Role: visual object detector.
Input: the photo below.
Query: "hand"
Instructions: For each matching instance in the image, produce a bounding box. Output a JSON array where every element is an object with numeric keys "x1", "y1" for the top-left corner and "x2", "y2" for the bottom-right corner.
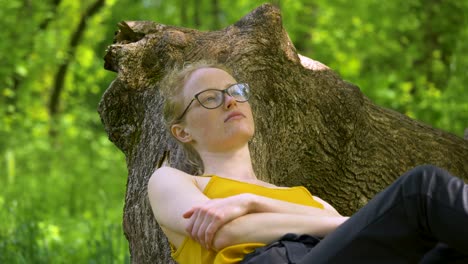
[{"x1": 183, "y1": 193, "x2": 253, "y2": 249}]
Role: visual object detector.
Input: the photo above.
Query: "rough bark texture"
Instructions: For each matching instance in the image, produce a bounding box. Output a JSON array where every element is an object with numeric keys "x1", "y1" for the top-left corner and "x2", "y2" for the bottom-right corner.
[{"x1": 97, "y1": 4, "x2": 468, "y2": 263}]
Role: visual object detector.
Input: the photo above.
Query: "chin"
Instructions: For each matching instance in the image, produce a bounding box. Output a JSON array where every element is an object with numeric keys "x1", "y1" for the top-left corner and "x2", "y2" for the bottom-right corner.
[
  {"x1": 233, "y1": 125, "x2": 254, "y2": 138},
  {"x1": 221, "y1": 128, "x2": 253, "y2": 147}
]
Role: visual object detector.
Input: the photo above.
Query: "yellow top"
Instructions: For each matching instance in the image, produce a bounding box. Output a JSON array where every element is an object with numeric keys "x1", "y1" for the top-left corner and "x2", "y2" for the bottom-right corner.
[{"x1": 171, "y1": 176, "x2": 324, "y2": 264}]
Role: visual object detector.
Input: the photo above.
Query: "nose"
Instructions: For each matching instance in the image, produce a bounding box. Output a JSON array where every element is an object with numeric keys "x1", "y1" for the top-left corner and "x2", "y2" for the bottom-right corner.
[{"x1": 223, "y1": 92, "x2": 237, "y2": 109}]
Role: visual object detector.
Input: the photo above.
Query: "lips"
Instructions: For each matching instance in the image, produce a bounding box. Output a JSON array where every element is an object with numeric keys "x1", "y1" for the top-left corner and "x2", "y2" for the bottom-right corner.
[{"x1": 224, "y1": 111, "x2": 245, "y2": 122}]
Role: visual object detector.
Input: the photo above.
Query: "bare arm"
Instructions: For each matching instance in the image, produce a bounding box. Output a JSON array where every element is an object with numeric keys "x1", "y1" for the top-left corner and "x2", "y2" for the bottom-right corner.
[
  {"x1": 213, "y1": 213, "x2": 349, "y2": 251},
  {"x1": 183, "y1": 192, "x2": 344, "y2": 249},
  {"x1": 148, "y1": 167, "x2": 254, "y2": 248},
  {"x1": 147, "y1": 167, "x2": 212, "y2": 247},
  {"x1": 248, "y1": 193, "x2": 341, "y2": 216},
  {"x1": 149, "y1": 167, "x2": 344, "y2": 250}
]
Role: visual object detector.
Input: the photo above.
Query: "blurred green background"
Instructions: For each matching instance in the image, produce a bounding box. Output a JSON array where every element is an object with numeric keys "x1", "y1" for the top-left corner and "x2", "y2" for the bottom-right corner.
[{"x1": 1, "y1": 0, "x2": 466, "y2": 262}]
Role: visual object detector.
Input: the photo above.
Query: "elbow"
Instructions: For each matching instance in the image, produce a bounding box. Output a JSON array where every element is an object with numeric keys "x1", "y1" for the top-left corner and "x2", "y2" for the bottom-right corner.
[
  {"x1": 212, "y1": 235, "x2": 228, "y2": 252},
  {"x1": 212, "y1": 225, "x2": 237, "y2": 251}
]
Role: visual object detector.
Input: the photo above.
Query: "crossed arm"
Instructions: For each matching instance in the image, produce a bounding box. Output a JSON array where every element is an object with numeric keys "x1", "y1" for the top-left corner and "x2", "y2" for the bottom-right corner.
[
  {"x1": 147, "y1": 167, "x2": 349, "y2": 251},
  {"x1": 212, "y1": 213, "x2": 348, "y2": 250}
]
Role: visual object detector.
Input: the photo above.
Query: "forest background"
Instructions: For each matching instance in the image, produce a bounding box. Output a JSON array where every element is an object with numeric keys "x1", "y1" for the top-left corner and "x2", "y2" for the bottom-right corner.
[{"x1": 1, "y1": 0, "x2": 467, "y2": 262}]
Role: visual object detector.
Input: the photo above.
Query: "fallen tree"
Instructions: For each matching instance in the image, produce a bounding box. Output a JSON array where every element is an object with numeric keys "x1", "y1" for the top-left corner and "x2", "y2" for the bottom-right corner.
[{"x1": 98, "y1": 4, "x2": 468, "y2": 263}]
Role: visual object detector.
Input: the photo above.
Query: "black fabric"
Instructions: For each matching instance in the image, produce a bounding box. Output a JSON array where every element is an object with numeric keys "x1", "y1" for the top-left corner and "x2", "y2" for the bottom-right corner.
[
  {"x1": 420, "y1": 243, "x2": 468, "y2": 264},
  {"x1": 240, "y1": 233, "x2": 321, "y2": 264},
  {"x1": 296, "y1": 165, "x2": 468, "y2": 264},
  {"x1": 239, "y1": 165, "x2": 468, "y2": 263}
]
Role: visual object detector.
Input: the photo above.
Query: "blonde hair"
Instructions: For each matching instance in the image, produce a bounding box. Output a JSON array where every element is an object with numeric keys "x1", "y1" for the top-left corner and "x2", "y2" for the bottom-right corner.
[{"x1": 160, "y1": 60, "x2": 233, "y2": 173}]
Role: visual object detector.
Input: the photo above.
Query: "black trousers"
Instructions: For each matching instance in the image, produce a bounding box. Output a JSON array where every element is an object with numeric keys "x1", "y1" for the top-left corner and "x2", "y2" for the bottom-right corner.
[{"x1": 298, "y1": 165, "x2": 468, "y2": 264}]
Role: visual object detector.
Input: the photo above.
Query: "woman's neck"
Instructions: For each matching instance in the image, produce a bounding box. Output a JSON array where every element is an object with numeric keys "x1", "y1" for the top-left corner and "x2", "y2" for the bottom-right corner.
[{"x1": 198, "y1": 145, "x2": 257, "y2": 181}]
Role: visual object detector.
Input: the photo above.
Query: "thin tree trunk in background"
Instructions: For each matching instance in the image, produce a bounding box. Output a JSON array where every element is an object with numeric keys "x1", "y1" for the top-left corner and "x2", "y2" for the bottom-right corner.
[
  {"x1": 98, "y1": 4, "x2": 468, "y2": 263},
  {"x1": 211, "y1": 0, "x2": 220, "y2": 29},
  {"x1": 272, "y1": 0, "x2": 281, "y2": 9},
  {"x1": 22, "y1": 0, "x2": 32, "y2": 11},
  {"x1": 412, "y1": 0, "x2": 462, "y2": 91},
  {"x1": 193, "y1": 0, "x2": 201, "y2": 27},
  {"x1": 8, "y1": 0, "x2": 63, "y2": 115},
  {"x1": 412, "y1": 0, "x2": 441, "y2": 91},
  {"x1": 48, "y1": 0, "x2": 105, "y2": 136},
  {"x1": 39, "y1": 0, "x2": 62, "y2": 30},
  {"x1": 180, "y1": 0, "x2": 188, "y2": 26},
  {"x1": 293, "y1": 1, "x2": 316, "y2": 54}
]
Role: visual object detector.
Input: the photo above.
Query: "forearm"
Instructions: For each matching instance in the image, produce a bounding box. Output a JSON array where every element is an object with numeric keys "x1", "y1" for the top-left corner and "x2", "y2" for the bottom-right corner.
[
  {"x1": 213, "y1": 212, "x2": 349, "y2": 251},
  {"x1": 248, "y1": 194, "x2": 340, "y2": 217}
]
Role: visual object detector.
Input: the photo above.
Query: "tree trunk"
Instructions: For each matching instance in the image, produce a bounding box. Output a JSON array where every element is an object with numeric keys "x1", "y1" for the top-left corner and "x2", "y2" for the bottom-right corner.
[{"x1": 97, "y1": 4, "x2": 468, "y2": 263}]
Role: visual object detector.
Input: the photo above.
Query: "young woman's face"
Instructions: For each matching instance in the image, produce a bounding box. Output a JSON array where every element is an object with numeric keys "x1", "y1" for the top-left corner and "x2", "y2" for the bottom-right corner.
[{"x1": 176, "y1": 67, "x2": 255, "y2": 152}]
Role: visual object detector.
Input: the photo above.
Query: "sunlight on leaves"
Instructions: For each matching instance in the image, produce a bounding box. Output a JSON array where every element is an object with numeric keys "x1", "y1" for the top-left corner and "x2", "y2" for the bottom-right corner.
[
  {"x1": 5, "y1": 150, "x2": 15, "y2": 185},
  {"x1": 2, "y1": 88, "x2": 15, "y2": 98},
  {"x1": 38, "y1": 221, "x2": 62, "y2": 245},
  {"x1": 77, "y1": 47, "x2": 94, "y2": 68},
  {"x1": 15, "y1": 64, "x2": 28, "y2": 77}
]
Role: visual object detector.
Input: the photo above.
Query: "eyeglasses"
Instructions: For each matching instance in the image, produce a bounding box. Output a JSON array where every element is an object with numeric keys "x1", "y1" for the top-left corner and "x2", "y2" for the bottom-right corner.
[{"x1": 177, "y1": 83, "x2": 250, "y2": 120}]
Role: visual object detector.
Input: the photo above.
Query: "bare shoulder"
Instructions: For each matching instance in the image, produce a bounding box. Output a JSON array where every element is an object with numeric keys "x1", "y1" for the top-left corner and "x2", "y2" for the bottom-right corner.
[
  {"x1": 147, "y1": 166, "x2": 210, "y2": 246},
  {"x1": 147, "y1": 165, "x2": 209, "y2": 213},
  {"x1": 147, "y1": 166, "x2": 200, "y2": 216},
  {"x1": 147, "y1": 167, "x2": 204, "y2": 247},
  {"x1": 148, "y1": 166, "x2": 194, "y2": 190},
  {"x1": 150, "y1": 166, "x2": 190, "y2": 180}
]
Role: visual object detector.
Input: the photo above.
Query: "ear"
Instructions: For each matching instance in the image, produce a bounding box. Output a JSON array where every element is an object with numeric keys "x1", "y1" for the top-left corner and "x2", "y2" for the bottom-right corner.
[{"x1": 171, "y1": 124, "x2": 193, "y2": 143}]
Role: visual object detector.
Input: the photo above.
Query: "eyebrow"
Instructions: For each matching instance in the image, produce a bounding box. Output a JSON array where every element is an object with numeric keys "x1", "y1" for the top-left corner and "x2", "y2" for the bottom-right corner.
[{"x1": 202, "y1": 83, "x2": 237, "y2": 91}]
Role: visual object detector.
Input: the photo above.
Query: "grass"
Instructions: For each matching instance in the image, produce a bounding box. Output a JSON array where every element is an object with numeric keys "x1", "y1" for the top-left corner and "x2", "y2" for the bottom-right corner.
[{"x1": 0, "y1": 126, "x2": 130, "y2": 263}]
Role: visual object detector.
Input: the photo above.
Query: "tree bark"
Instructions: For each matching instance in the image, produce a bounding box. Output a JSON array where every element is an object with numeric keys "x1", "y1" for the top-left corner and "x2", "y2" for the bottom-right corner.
[{"x1": 97, "y1": 4, "x2": 468, "y2": 263}]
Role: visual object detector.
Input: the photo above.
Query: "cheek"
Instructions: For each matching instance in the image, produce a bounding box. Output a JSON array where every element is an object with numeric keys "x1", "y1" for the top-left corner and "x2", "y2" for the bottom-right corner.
[{"x1": 188, "y1": 111, "x2": 220, "y2": 136}]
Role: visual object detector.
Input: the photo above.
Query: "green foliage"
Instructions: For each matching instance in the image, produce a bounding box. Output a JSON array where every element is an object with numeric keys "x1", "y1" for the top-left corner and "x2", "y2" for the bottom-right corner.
[
  {"x1": 0, "y1": 0, "x2": 466, "y2": 262},
  {"x1": 307, "y1": 0, "x2": 468, "y2": 136},
  {"x1": 0, "y1": 0, "x2": 129, "y2": 262}
]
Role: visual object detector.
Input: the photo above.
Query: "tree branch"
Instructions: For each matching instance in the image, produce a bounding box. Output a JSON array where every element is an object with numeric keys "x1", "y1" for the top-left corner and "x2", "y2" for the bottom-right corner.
[
  {"x1": 48, "y1": 0, "x2": 105, "y2": 118},
  {"x1": 8, "y1": 0, "x2": 63, "y2": 115}
]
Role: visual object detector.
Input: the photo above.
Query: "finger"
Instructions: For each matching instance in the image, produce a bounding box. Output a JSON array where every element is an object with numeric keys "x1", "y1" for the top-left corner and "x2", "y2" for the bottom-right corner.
[
  {"x1": 183, "y1": 208, "x2": 195, "y2": 218},
  {"x1": 205, "y1": 221, "x2": 220, "y2": 249},
  {"x1": 196, "y1": 211, "x2": 213, "y2": 248},
  {"x1": 185, "y1": 208, "x2": 200, "y2": 238},
  {"x1": 191, "y1": 209, "x2": 206, "y2": 242},
  {"x1": 204, "y1": 210, "x2": 225, "y2": 249}
]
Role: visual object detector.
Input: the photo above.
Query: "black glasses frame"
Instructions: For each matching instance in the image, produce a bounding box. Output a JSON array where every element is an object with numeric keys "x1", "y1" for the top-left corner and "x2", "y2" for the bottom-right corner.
[{"x1": 176, "y1": 83, "x2": 250, "y2": 121}]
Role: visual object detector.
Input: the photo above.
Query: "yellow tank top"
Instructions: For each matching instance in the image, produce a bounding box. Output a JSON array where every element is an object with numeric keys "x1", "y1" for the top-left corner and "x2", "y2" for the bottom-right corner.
[{"x1": 171, "y1": 176, "x2": 324, "y2": 264}]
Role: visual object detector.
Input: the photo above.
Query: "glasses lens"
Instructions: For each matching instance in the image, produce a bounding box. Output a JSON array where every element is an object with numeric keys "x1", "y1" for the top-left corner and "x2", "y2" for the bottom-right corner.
[
  {"x1": 196, "y1": 84, "x2": 250, "y2": 109},
  {"x1": 197, "y1": 90, "x2": 223, "y2": 108},
  {"x1": 228, "y1": 83, "x2": 249, "y2": 102}
]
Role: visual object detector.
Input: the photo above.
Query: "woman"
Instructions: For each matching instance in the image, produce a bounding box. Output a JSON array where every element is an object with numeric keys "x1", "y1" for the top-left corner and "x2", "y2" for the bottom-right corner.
[{"x1": 148, "y1": 61, "x2": 468, "y2": 264}]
